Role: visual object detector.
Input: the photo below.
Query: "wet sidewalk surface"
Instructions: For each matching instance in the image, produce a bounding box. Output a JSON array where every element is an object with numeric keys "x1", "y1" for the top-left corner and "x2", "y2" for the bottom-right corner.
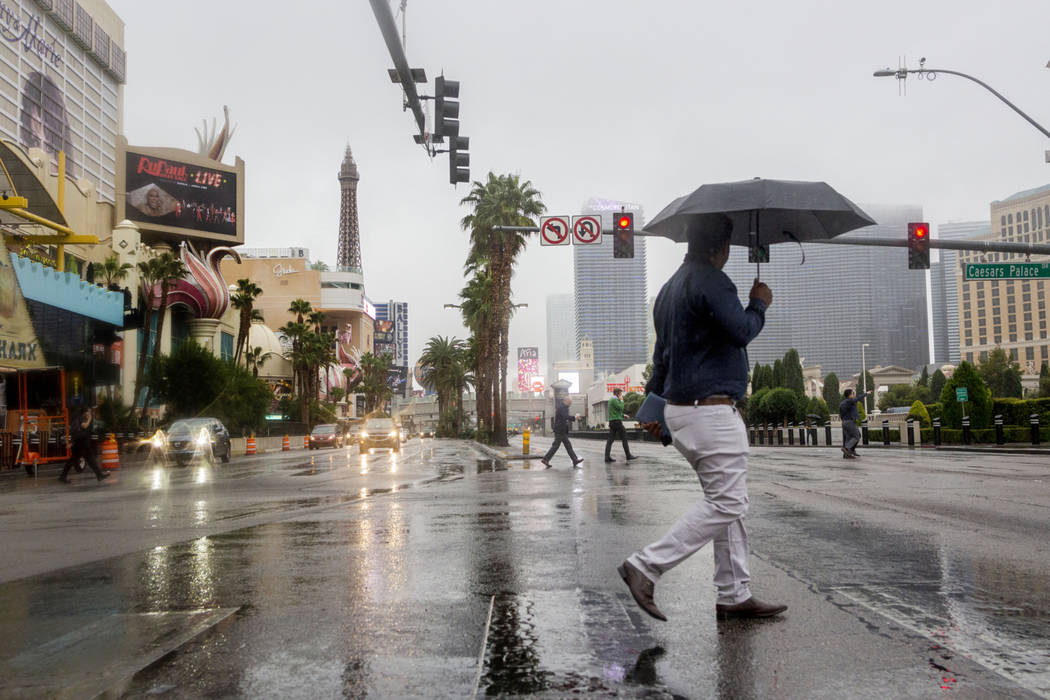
[{"x1": 0, "y1": 438, "x2": 1047, "y2": 698}]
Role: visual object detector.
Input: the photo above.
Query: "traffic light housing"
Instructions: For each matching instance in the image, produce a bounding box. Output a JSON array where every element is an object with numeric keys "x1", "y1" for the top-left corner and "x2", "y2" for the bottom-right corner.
[
  {"x1": 613, "y1": 212, "x2": 634, "y2": 258},
  {"x1": 907, "y1": 222, "x2": 930, "y2": 269},
  {"x1": 449, "y1": 135, "x2": 469, "y2": 185},
  {"x1": 433, "y1": 76, "x2": 460, "y2": 142}
]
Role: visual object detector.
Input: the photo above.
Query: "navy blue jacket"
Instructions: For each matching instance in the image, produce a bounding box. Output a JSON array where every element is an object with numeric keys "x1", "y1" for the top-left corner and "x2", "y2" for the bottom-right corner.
[
  {"x1": 552, "y1": 402, "x2": 575, "y2": 433},
  {"x1": 839, "y1": 392, "x2": 868, "y2": 421},
  {"x1": 646, "y1": 259, "x2": 766, "y2": 403}
]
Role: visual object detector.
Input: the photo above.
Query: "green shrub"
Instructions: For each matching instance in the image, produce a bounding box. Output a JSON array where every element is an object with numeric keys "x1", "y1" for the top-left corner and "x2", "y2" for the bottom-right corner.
[
  {"x1": 925, "y1": 402, "x2": 942, "y2": 421},
  {"x1": 907, "y1": 400, "x2": 931, "y2": 428},
  {"x1": 760, "y1": 388, "x2": 800, "y2": 424},
  {"x1": 940, "y1": 362, "x2": 992, "y2": 429}
]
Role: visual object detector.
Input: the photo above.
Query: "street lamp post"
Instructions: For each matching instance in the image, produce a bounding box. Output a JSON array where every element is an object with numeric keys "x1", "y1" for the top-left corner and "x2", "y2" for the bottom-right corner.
[
  {"x1": 861, "y1": 343, "x2": 871, "y2": 415},
  {"x1": 874, "y1": 59, "x2": 1050, "y2": 161}
]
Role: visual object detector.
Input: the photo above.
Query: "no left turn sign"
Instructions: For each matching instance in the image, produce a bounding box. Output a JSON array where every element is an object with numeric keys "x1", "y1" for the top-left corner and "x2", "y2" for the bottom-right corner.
[
  {"x1": 539, "y1": 216, "x2": 570, "y2": 246},
  {"x1": 571, "y1": 215, "x2": 602, "y2": 245}
]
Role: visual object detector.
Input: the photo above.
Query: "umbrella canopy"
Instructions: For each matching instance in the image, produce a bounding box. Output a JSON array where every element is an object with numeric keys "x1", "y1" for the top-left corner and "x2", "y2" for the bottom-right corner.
[{"x1": 642, "y1": 178, "x2": 876, "y2": 246}]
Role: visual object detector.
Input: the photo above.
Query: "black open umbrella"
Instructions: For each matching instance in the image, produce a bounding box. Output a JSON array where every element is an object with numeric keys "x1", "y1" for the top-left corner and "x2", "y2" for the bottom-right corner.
[{"x1": 642, "y1": 178, "x2": 876, "y2": 276}]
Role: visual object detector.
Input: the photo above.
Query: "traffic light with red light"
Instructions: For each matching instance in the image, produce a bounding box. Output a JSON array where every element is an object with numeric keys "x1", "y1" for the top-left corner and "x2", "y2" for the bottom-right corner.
[
  {"x1": 614, "y1": 212, "x2": 634, "y2": 258},
  {"x1": 907, "y1": 222, "x2": 930, "y2": 269}
]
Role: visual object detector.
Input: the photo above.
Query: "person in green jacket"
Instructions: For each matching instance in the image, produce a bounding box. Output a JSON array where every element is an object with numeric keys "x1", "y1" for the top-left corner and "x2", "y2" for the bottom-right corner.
[{"x1": 605, "y1": 388, "x2": 637, "y2": 463}]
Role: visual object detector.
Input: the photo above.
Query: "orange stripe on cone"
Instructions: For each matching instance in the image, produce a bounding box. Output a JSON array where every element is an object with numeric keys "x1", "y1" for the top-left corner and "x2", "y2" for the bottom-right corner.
[{"x1": 101, "y1": 434, "x2": 120, "y2": 470}]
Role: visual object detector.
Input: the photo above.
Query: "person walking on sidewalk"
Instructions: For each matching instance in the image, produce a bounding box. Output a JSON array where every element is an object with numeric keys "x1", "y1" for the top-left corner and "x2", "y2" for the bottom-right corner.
[
  {"x1": 618, "y1": 220, "x2": 787, "y2": 622},
  {"x1": 59, "y1": 407, "x2": 110, "y2": 484},
  {"x1": 541, "y1": 397, "x2": 584, "y2": 469},
  {"x1": 605, "y1": 388, "x2": 637, "y2": 463},
  {"x1": 838, "y1": 388, "x2": 869, "y2": 458}
]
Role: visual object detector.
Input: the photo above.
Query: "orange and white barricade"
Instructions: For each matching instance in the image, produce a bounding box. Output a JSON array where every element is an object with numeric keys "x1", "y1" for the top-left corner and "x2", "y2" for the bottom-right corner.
[
  {"x1": 101, "y1": 434, "x2": 120, "y2": 470},
  {"x1": 282, "y1": 435, "x2": 290, "y2": 451},
  {"x1": 245, "y1": 434, "x2": 257, "y2": 455},
  {"x1": 303, "y1": 435, "x2": 309, "y2": 449}
]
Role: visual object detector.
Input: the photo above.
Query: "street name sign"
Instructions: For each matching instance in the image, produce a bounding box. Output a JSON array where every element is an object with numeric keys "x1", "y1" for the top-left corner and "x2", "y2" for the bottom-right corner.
[
  {"x1": 963, "y1": 262, "x2": 1050, "y2": 280},
  {"x1": 539, "y1": 216, "x2": 570, "y2": 246},
  {"x1": 956, "y1": 387, "x2": 968, "y2": 403},
  {"x1": 571, "y1": 215, "x2": 602, "y2": 245}
]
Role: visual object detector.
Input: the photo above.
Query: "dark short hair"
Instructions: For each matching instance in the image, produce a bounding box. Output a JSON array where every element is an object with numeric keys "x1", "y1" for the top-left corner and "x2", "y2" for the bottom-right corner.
[
  {"x1": 844, "y1": 389, "x2": 854, "y2": 398},
  {"x1": 612, "y1": 388, "x2": 622, "y2": 396},
  {"x1": 686, "y1": 216, "x2": 734, "y2": 261}
]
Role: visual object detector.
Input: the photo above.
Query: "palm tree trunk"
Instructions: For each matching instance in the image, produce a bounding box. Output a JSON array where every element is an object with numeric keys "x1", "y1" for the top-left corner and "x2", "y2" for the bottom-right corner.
[
  {"x1": 134, "y1": 305, "x2": 153, "y2": 409},
  {"x1": 140, "y1": 286, "x2": 171, "y2": 420}
]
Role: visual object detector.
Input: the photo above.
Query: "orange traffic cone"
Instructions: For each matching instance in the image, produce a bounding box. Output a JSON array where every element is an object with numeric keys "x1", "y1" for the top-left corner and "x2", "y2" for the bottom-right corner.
[
  {"x1": 101, "y1": 434, "x2": 120, "y2": 470},
  {"x1": 303, "y1": 435, "x2": 309, "y2": 449},
  {"x1": 282, "y1": 435, "x2": 290, "y2": 451},
  {"x1": 246, "y1": 434, "x2": 257, "y2": 455}
]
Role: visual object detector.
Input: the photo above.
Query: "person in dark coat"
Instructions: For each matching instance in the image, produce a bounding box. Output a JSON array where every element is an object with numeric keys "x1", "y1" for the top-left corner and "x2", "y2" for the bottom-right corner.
[
  {"x1": 59, "y1": 407, "x2": 109, "y2": 483},
  {"x1": 541, "y1": 397, "x2": 584, "y2": 469},
  {"x1": 838, "y1": 389, "x2": 869, "y2": 458}
]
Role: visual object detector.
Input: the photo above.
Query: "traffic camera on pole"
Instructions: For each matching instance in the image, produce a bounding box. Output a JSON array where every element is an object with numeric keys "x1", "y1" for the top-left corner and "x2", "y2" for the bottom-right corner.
[
  {"x1": 907, "y1": 222, "x2": 930, "y2": 269},
  {"x1": 614, "y1": 211, "x2": 634, "y2": 258},
  {"x1": 433, "y1": 76, "x2": 460, "y2": 143}
]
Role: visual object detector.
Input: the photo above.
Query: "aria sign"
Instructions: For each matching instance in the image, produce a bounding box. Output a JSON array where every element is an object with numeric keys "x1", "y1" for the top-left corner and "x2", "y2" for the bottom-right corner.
[{"x1": 272, "y1": 263, "x2": 299, "y2": 278}]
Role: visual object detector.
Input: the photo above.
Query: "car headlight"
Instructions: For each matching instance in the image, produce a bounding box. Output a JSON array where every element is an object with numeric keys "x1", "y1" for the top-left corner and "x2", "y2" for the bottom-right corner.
[
  {"x1": 196, "y1": 429, "x2": 211, "y2": 446},
  {"x1": 151, "y1": 431, "x2": 165, "y2": 448},
  {"x1": 388, "y1": 430, "x2": 397, "y2": 437},
  {"x1": 360, "y1": 431, "x2": 369, "y2": 438}
]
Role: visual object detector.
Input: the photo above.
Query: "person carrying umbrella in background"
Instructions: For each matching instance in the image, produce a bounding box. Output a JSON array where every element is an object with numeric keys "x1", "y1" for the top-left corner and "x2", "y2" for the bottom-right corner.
[{"x1": 617, "y1": 217, "x2": 786, "y2": 622}]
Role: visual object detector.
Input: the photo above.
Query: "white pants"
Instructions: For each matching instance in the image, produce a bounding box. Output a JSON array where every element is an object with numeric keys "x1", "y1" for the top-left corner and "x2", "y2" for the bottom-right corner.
[{"x1": 627, "y1": 404, "x2": 752, "y2": 605}]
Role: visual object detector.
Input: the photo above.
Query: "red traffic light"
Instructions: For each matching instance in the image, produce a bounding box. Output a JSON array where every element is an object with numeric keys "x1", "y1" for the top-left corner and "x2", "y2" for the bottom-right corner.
[
  {"x1": 617, "y1": 215, "x2": 632, "y2": 230},
  {"x1": 915, "y1": 226, "x2": 927, "y2": 238}
]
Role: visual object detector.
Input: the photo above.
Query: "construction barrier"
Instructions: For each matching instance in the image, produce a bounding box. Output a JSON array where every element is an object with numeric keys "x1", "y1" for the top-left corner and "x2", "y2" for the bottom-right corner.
[
  {"x1": 246, "y1": 435, "x2": 256, "y2": 455},
  {"x1": 282, "y1": 435, "x2": 290, "y2": 452},
  {"x1": 523, "y1": 429, "x2": 530, "y2": 455},
  {"x1": 101, "y1": 434, "x2": 120, "y2": 470},
  {"x1": 304, "y1": 435, "x2": 309, "y2": 449}
]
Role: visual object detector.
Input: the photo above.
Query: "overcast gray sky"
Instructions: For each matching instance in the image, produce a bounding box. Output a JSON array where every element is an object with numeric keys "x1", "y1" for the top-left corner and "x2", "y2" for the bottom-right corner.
[{"x1": 110, "y1": 0, "x2": 1050, "y2": 375}]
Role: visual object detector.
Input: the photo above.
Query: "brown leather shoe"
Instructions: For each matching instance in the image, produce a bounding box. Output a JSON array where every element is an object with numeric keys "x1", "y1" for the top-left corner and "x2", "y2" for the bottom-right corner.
[
  {"x1": 617, "y1": 561, "x2": 667, "y2": 621},
  {"x1": 715, "y1": 596, "x2": 787, "y2": 621}
]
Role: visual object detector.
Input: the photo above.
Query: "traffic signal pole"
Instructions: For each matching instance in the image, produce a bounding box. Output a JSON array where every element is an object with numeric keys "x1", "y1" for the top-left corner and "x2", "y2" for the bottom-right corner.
[
  {"x1": 369, "y1": 0, "x2": 427, "y2": 146},
  {"x1": 493, "y1": 226, "x2": 1050, "y2": 258}
]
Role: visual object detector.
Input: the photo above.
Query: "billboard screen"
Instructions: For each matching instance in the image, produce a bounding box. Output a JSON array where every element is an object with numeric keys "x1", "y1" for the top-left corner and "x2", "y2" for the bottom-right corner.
[
  {"x1": 557, "y1": 370, "x2": 580, "y2": 394},
  {"x1": 124, "y1": 150, "x2": 238, "y2": 236},
  {"x1": 374, "y1": 319, "x2": 395, "y2": 344},
  {"x1": 517, "y1": 347, "x2": 539, "y2": 393},
  {"x1": 117, "y1": 140, "x2": 245, "y2": 245}
]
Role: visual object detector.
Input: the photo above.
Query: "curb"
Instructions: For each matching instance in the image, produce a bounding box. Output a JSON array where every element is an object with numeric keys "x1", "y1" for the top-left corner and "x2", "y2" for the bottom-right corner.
[{"x1": 472, "y1": 441, "x2": 545, "y2": 462}]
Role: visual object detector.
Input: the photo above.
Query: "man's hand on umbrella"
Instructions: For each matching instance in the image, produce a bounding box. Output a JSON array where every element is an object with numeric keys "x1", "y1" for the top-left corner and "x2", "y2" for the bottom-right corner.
[{"x1": 750, "y1": 279, "x2": 773, "y2": 307}]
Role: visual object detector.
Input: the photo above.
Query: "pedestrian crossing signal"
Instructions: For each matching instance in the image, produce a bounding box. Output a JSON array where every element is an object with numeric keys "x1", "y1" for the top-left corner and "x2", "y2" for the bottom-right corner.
[
  {"x1": 614, "y1": 212, "x2": 634, "y2": 259},
  {"x1": 908, "y1": 222, "x2": 930, "y2": 269}
]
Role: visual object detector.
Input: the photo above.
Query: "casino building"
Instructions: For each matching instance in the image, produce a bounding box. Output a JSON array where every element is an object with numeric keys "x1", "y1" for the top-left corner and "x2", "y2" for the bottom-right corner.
[{"x1": 957, "y1": 184, "x2": 1050, "y2": 378}]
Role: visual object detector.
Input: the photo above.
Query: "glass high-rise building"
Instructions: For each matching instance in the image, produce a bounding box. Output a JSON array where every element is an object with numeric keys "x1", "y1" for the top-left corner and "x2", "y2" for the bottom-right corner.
[
  {"x1": 722, "y1": 204, "x2": 929, "y2": 378},
  {"x1": 574, "y1": 198, "x2": 649, "y2": 377},
  {"x1": 932, "y1": 221, "x2": 989, "y2": 363},
  {"x1": 545, "y1": 293, "x2": 575, "y2": 383}
]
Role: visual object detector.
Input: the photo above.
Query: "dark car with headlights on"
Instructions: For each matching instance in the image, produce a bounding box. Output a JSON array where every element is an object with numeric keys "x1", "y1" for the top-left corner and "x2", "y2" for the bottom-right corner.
[
  {"x1": 158, "y1": 418, "x2": 231, "y2": 465},
  {"x1": 308, "y1": 423, "x2": 344, "y2": 449},
  {"x1": 359, "y1": 416, "x2": 400, "y2": 453}
]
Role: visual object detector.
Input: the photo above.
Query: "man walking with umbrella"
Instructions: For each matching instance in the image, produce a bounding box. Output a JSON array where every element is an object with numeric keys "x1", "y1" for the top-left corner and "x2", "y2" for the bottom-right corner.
[{"x1": 617, "y1": 220, "x2": 787, "y2": 622}]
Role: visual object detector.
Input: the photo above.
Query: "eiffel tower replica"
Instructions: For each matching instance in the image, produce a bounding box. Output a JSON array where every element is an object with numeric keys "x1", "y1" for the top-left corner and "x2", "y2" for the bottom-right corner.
[{"x1": 337, "y1": 146, "x2": 362, "y2": 270}]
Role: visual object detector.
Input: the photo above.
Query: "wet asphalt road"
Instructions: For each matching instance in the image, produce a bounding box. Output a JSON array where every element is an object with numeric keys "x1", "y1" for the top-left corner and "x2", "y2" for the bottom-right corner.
[{"x1": 0, "y1": 437, "x2": 1048, "y2": 698}]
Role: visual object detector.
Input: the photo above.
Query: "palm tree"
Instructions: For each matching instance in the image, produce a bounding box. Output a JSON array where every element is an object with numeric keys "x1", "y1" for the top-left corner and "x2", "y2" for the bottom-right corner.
[
  {"x1": 139, "y1": 252, "x2": 187, "y2": 418},
  {"x1": 457, "y1": 270, "x2": 494, "y2": 440},
  {"x1": 419, "y1": 336, "x2": 472, "y2": 435},
  {"x1": 355, "y1": 352, "x2": 393, "y2": 413},
  {"x1": 230, "y1": 278, "x2": 263, "y2": 364},
  {"x1": 459, "y1": 172, "x2": 545, "y2": 445},
  {"x1": 98, "y1": 253, "x2": 132, "y2": 290},
  {"x1": 244, "y1": 345, "x2": 274, "y2": 377}
]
